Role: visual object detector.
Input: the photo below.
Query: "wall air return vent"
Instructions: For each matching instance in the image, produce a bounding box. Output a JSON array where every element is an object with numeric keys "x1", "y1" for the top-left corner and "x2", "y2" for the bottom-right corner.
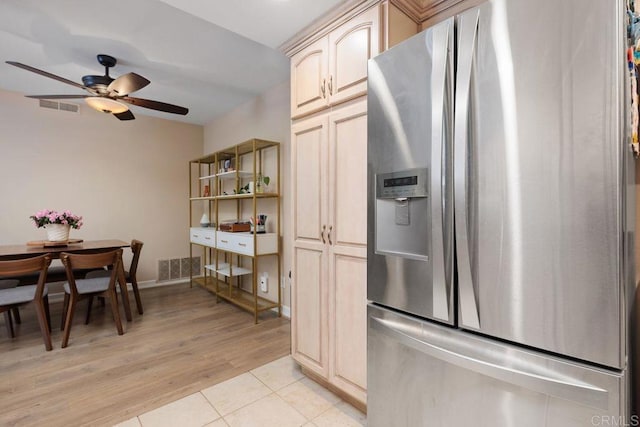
[
  {"x1": 59, "y1": 102, "x2": 79, "y2": 113},
  {"x1": 157, "y1": 256, "x2": 201, "y2": 282},
  {"x1": 39, "y1": 99, "x2": 58, "y2": 110},
  {"x1": 38, "y1": 99, "x2": 80, "y2": 113}
]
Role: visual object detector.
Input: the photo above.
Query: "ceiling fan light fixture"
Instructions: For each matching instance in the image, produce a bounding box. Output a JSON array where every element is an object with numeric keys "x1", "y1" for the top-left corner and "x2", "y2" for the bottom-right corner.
[{"x1": 85, "y1": 97, "x2": 128, "y2": 114}]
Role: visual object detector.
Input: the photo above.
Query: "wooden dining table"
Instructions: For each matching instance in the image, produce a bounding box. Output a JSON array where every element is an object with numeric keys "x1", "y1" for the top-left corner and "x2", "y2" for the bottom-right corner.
[
  {"x1": 0, "y1": 239, "x2": 130, "y2": 260},
  {"x1": 0, "y1": 239, "x2": 133, "y2": 321}
]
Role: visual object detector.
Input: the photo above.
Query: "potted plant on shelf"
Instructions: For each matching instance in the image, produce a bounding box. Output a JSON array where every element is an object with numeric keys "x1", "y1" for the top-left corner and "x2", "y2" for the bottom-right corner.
[
  {"x1": 30, "y1": 209, "x2": 83, "y2": 242},
  {"x1": 256, "y1": 174, "x2": 270, "y2": 193}
]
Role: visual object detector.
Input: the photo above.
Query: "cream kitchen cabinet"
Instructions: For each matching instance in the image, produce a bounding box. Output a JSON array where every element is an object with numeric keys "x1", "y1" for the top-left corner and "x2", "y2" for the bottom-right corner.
[
  {"x1": 286, "y1": 0, "x2": 419, "y2": 410},
  {"x1": 290, "y1": 5, "x2": 380, "y2": 119},
  {"x1": 291, "y1": 99, "x2": 368, "y2": 407}
]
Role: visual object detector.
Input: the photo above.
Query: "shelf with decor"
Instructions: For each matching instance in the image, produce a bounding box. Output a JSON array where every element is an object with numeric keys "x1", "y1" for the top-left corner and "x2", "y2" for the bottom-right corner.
[
  {"x1": 188, "y1": 138, "x2": 281, "y2": 323},
  {"x1": 205, "y1": 263, "x2": 252, "y2": 277}
]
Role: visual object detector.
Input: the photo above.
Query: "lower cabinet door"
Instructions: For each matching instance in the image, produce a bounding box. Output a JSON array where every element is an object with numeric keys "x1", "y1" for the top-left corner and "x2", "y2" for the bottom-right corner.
[
  {"x1": 291, "y1": 245, "x2": 328, "y2": 377},
  {"x1": 327, "y1": 99, "x2": 368, "y2": 404},
  {"x1": 329, "y1": 253, "x2": 367, "y2": 404}
]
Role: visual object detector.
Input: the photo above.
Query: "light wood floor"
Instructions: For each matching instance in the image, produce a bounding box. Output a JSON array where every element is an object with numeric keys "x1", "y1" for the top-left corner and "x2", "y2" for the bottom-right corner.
[{"x1": 0, "y1": 283, "x2": 291, "y2": 427}]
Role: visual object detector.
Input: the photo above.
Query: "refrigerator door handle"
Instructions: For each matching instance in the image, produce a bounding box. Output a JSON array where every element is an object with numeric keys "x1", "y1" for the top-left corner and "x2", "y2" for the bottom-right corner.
[
  {"x1": 454, "y1": 10, "x2": 480, "y2": 329},
  {"x1": 430, "y1": 18, "x2": 454, "y2": 322},
  {"x1": 370, "y1": 314, "x2": 610, "y2": 410}
]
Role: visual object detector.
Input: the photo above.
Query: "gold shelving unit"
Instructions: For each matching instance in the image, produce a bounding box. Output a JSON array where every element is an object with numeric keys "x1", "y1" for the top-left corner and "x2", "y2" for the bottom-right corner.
[{"x1": 188, "y1": 139, "x2": 281, "y2": 323}]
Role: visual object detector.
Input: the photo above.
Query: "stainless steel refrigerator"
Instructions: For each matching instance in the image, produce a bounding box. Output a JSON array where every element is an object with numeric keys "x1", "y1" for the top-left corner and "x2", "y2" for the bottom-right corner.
[{"x1": 367, "y1": 0, "x2": 637, "y2": 425}]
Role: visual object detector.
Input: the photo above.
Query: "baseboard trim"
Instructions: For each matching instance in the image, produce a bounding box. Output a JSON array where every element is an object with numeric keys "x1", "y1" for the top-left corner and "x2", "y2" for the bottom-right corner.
[
  {"x1": 47, "y1": 279, "x2": 189, "y2": 303},
  {"x1": 270, "y1": 304, "x2": 291, "y2": 319},
  {"x1": 300, "y1": 365, "x2": 367, "y2": 413},
  {"x1": 47, "y1": 279, "x2": 291, "y2": 319},
  {"x1": 139, "y1": 279, "x2": 189, "y2": 289}
]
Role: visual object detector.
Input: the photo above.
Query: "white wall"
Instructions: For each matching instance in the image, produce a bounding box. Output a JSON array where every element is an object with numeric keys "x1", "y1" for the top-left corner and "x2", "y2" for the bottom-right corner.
[
  {"x1": 203, "y1": 81, "x2": 291, "y2": 309},
  {"x1": 0, "y1": 89, "x2": 203, "y2": 282}
]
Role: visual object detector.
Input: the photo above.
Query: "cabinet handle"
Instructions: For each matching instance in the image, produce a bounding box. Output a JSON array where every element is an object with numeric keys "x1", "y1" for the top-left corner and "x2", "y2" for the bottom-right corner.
[
  {"x1": 238, "y1": 243, "x2": 247, "y2": 247},
  {"x1": 221, "y1": 239, "x2": 228, "y2": 243},
  {"x1": 321, "y1": 225, "x2": 326, "y2": 244},
  {"x1": 320, "y1": 78, "x2": 326, "y2": 98},
  {"x1": 328, "y1": 225, "x2": 333, "y2": 245},
  {"x1": 205, "y1": 237, "x2": 211, "y2": 240},
  {"x1": 328, "y1": 75, "x2": 333, "y2": 95},
  {"x1": 193, "y1": 234, "x2": 199, "y2": 238}
]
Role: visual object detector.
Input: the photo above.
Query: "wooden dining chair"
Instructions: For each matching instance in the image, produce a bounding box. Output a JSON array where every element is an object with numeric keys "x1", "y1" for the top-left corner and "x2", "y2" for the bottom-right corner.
[
  {"x1": 86, "y1": 239, "x2": 144, "y2": 315},
  {"x1": 0, "y1": 255, "x2": 53, "y2": 351},
  {"x1": 60, "y1": 249, "x2": 125, "y2": 348},
  {"x1": 0, "y1": 279, "x2": 20, "y2": 328}
]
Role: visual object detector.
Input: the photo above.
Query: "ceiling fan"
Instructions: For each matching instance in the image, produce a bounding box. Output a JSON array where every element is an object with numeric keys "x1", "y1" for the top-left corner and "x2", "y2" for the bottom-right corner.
[{"x1": 5, "y1": 54, "x2": 189, "y2": 121}]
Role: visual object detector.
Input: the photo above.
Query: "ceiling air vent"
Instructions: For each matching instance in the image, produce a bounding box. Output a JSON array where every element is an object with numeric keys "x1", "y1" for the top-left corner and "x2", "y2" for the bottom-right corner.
[{"x1": 38, "y1": 99, "x2": 80, "y2": 113}]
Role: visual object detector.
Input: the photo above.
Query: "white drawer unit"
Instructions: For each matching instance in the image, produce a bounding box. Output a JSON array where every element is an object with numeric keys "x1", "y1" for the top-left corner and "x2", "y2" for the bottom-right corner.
[
  {"x1": 216, "y1": 231, "x2": 278, "y2": 257},
  {"x1": 190, "y1": 227, "x2": 216, "y2": 248}
]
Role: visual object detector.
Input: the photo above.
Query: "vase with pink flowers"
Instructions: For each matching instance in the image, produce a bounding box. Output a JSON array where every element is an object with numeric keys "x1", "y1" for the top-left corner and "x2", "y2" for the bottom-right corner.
[{"x1": 30, "y1": 209, "x2": 83, "y2": 242}]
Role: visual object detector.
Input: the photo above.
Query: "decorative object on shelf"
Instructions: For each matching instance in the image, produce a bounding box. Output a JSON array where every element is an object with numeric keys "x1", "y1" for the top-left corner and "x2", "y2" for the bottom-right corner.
[
  {"x1": 238, "y1": 183, "x2": 250, "y2": 194},
  {"x1": 203, "y1": 185, "x2": 210, "y2": 197},
  {"x1": 256, "y1": 174, "x2": 270, "y2": 193},
  {"x1": 256, "y1": 214, "x2": 267, "y2": 234},
  {"x1": 30, "y1": 209, "x2": 83, "y2": 242},
  {"x1": 200, "y1": 212, "x2": 210, "y2": 227},
  {"x1": 219, "y1": 221, "x2": 251, "y2": 232}
]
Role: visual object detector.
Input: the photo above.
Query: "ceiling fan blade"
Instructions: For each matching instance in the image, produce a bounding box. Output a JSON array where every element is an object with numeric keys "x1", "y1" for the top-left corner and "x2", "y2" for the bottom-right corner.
[
  {"x1": 122, "y1": 96, "x2": 188, "y2": 115},
  {"x1": 107, "y1": 72, "x2": 150, "y2": 96},
  {"x1": 114, "y1": 110, "x2": 135, "y2": 121},
  {"x1": 6, "y1": 61, "x2": 87, "y2": 90},
  {"x1": 26, "y1": 94, "x2": 89, "y2": 99}
]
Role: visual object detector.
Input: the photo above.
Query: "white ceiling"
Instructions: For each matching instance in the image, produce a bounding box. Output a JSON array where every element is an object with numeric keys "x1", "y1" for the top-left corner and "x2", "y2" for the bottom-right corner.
[{"x1": 0, "y1": 0, "x2": 346, "y2": 125}]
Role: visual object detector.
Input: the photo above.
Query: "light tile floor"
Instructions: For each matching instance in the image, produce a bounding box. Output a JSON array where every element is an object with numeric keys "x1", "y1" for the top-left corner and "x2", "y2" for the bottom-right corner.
[{"x1": 114, "y1": 355, "x2": 367, "y2": 427}]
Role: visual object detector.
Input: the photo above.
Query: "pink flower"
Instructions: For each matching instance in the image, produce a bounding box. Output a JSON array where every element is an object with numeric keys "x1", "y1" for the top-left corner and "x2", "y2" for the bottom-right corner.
[{"x1": 31, "y1": 209, "x2": 83, "y2": 229}]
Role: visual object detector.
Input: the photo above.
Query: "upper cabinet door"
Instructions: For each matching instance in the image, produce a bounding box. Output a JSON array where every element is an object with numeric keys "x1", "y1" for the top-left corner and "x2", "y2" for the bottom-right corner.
[
  {"x1": 328, "y1": 5, "x2": 380, "y2": 106},
  {"x1": 291, "y1": 37, "x2": 329, "y2": 119}
]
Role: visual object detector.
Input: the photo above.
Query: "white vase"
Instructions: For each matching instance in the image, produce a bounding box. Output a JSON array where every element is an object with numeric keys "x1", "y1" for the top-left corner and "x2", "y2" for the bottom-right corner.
[
  {"x1": 200, "y1": 213, "x2": 210, "y2": 227},
  {"x1": 45, "y1": 224, "x2": 70, "y2": 242}
]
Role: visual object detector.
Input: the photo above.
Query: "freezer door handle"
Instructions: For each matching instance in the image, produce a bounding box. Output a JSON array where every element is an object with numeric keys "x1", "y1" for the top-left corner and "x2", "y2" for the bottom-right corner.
[
  {"x1": 454, "y1": 9, "x2": 480, "y2": 329},
  {"x1": 370, "y1": 314, "x2": 610, "y2": 410},
  {"x1": 430, "y1": 18, "x2": 455, "y2": 322}
]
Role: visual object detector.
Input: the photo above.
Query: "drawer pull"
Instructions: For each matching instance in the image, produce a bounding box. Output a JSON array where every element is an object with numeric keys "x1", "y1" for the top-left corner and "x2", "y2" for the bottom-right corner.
[
  {"x1": 205, "y1": 237, "x2": 211, "y2": 240},
  {"x1": 238, "y1": 243, "x2": 247, "y2": 247},
  {"x1": 193, "y1": 234, "x2": 199, "y2": 238},
  {"x1": 221, "y1": 239, "x2": 228, "y2": 243}
]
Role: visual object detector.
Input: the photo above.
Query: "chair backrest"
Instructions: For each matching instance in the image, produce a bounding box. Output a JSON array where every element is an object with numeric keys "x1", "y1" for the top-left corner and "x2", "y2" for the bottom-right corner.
[
  {"x1": 129, "y1": 239, "x2": 144, "y2": 277},
  {"x1": 61, "y1": 249, "x2": 123, "y2": 294},
  {"x1": 0, "y1": 255, "x2": 51, "y2": 299}
]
